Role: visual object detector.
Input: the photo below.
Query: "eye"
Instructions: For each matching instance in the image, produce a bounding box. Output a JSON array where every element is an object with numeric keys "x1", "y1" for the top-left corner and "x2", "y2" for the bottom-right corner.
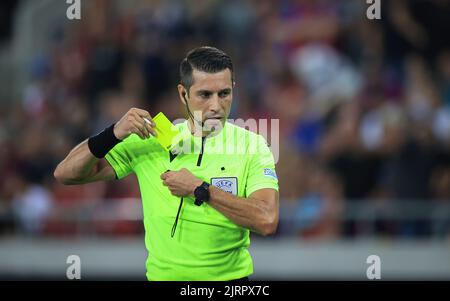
[
  {"x1": 219, "y1": 90, "x2": 230, "y2": 98},
  {"x1": 200, "y1": 92, "x2": 212, "y2": 99}
]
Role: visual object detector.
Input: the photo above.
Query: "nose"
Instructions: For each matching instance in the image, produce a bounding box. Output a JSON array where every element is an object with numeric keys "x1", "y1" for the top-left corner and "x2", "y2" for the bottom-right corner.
[{"x1": 209, "y1": 94, "x2": 222, "y2": 114}]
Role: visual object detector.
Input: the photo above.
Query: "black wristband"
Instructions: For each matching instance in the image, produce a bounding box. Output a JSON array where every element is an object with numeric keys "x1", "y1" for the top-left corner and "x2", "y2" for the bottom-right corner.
[{"x1": 87, "y1": 123, "x2": 122, "y2": 158}]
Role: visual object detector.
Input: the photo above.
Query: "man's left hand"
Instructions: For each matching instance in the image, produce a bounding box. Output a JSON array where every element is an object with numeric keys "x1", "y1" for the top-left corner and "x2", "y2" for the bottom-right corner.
[{"x1": 161, "y1": 168, "x2": 203, "y2": 197}]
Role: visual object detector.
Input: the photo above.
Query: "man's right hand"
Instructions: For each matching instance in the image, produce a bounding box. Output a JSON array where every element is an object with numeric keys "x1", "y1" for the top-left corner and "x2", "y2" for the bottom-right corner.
[{"x1": 113, "y1": 108, "x2": 157, "y2": 140}]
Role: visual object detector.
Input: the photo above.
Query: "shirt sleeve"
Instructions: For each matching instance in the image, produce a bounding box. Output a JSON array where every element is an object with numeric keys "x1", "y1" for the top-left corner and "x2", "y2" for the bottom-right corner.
[
  {"x1": 104, "y1": 135, "x2": 136, "y2": 180},
  {"x1": 245, "y1": 134, "x2": 279, "y2": 197}
]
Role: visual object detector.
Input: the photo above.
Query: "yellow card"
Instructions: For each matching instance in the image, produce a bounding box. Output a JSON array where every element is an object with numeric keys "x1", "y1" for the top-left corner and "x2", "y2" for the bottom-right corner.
[{"x1": 152, "y1": 112, "x2": 180, "y2": 151}]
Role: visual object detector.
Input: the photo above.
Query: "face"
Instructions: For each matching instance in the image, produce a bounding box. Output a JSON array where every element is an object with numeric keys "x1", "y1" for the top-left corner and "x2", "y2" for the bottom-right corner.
[{"x1": 178, "y1": 68, "x2": 233, "y2": 133}]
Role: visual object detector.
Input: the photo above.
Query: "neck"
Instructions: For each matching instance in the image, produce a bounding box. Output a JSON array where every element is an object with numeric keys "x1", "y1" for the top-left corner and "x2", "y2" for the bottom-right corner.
[{"x1": 187, "y1": 119, "x2": 224, "y2": 138}]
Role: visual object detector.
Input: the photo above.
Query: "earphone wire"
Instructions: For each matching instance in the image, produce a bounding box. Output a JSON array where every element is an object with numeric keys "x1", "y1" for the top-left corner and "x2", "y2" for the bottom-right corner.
[{"x1": 183, "y1": 92, "x2": 204, "y2": 128}]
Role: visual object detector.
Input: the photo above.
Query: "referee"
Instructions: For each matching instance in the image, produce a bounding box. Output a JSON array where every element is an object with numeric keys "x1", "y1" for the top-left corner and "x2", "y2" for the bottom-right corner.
[{"x1": 54, "y1": 46, "x2": 279, "y2": 281}]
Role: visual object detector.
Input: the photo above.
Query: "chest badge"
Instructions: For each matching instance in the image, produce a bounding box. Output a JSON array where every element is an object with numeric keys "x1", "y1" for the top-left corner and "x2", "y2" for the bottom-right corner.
[{"x1": 211, "y1": 177, "x2": 238, "y2": 196}]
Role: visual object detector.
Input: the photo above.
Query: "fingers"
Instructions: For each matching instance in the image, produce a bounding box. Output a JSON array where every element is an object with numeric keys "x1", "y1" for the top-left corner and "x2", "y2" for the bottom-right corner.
[
  {"x1": 160, "y1": 170, "x2": 172, "y2": 180},
  {"x1": 134, "y1": 118, "x2": 149, "y2": 137},
  {"x1": 132, "y1": 108, "x2": 156, "y2": 126},
  {"x1": 129, "y1": 114, "x2": 156, "y2": 139},
  {"x1": 143, "y1": 118, "x2": 157, "y2": 136},
  {"x1": 130, "y1": 110, "x2": 157, "y2": 137},
  {"x1": 167, "y1": 186, "x2": 181, "y2": 197},
  {"x1": 161, "y1": 172, "x2": 176, "y2": 195},
  {"x1": 130, "y1": 119, "x2": 148, "y2": 139},
  {"x1": 161, "y1": 178, "x2": 179, "y2": 196},
  {"x1": 160, "y1": 171, "x2": 186, "y2": 197}
]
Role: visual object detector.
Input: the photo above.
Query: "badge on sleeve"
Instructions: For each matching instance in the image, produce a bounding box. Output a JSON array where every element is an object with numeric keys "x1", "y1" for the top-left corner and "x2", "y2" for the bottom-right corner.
[{"x1": 263, "y1": 168, "x2": 278, "y2": 180}]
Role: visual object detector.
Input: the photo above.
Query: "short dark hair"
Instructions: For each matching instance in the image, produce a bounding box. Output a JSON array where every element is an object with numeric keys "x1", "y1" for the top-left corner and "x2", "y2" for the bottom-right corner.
[{"x1": 179, "y1": 46, "x2": 234, "y2": 92}]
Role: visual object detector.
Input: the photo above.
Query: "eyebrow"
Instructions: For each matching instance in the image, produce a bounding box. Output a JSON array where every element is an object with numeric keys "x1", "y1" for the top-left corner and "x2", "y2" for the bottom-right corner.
[{"x1": 196, "y1": 88, "x2": 231, "y2": 95}]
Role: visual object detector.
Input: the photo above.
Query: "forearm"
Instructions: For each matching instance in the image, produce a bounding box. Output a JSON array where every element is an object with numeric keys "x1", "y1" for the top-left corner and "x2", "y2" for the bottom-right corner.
[
  {"x1": 207, "y1": 186, "x2": 278, "y2": 236},
  {"x1": 55, "y1": 108, "x2": 156, "y2": 185},
  {"x1": 54, "y1": 139, "x2": 102, "y2": 184}
]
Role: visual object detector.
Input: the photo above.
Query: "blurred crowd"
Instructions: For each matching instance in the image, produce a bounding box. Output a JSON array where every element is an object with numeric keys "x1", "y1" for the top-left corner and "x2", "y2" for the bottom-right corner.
[{"x1": 0, "y1": 0, "x2": 449, "y2": 239}]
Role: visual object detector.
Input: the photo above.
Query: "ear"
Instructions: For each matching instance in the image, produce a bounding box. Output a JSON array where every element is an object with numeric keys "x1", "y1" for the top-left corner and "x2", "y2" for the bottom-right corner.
[{"x1": 177, "y1": 84, "x2": 187, "y2": 105}]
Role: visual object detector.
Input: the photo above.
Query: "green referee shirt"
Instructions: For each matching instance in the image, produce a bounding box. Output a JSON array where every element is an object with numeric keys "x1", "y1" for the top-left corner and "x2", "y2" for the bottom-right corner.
[{"x1": 105, "y1": 120, "x2": 279, "y2": 281}]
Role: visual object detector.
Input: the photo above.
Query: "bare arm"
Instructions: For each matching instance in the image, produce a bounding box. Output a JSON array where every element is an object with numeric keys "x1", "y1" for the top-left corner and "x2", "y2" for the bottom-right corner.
[
  {"x1": 54, "y1": 107, "x2": 156, "y2": 185},
  {"x1": 208, "y1": 187, "x2": 279, "y2": 236},
  {"x1": 53, "y1": 139, "x2": 116, "y2": 185},
  {"x1": 161, "y1": 169, "x2": 279, "y2": 236}
]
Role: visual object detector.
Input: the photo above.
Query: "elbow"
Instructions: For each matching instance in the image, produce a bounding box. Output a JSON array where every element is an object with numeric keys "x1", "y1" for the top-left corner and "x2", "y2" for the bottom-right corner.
[
  {"x1": 53, "y1": 165, "x2": 74, "y2": 185},
  {"x1": 259, "y1": 215, "x2": 279, "y2": 237},
  {"x1": 53, "y1": 165, "x2": 62, "y2": 182},
  {"x1": 261, "y1": 223, "x2": 278, "y2": 237},
  {"x1": 53, "y1": 166, "x2": 66, "y2": 184}
]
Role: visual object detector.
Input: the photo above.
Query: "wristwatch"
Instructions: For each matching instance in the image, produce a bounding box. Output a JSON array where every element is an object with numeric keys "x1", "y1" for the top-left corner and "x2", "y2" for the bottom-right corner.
[{"x1": 194, "y1": 182, "x2": 210, "y2": 206}]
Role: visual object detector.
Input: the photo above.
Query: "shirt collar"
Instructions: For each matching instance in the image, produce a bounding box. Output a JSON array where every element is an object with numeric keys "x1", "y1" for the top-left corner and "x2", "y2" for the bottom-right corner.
[{"x1": 172, "y1": 120, "x2": 228, "y2": 153}]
